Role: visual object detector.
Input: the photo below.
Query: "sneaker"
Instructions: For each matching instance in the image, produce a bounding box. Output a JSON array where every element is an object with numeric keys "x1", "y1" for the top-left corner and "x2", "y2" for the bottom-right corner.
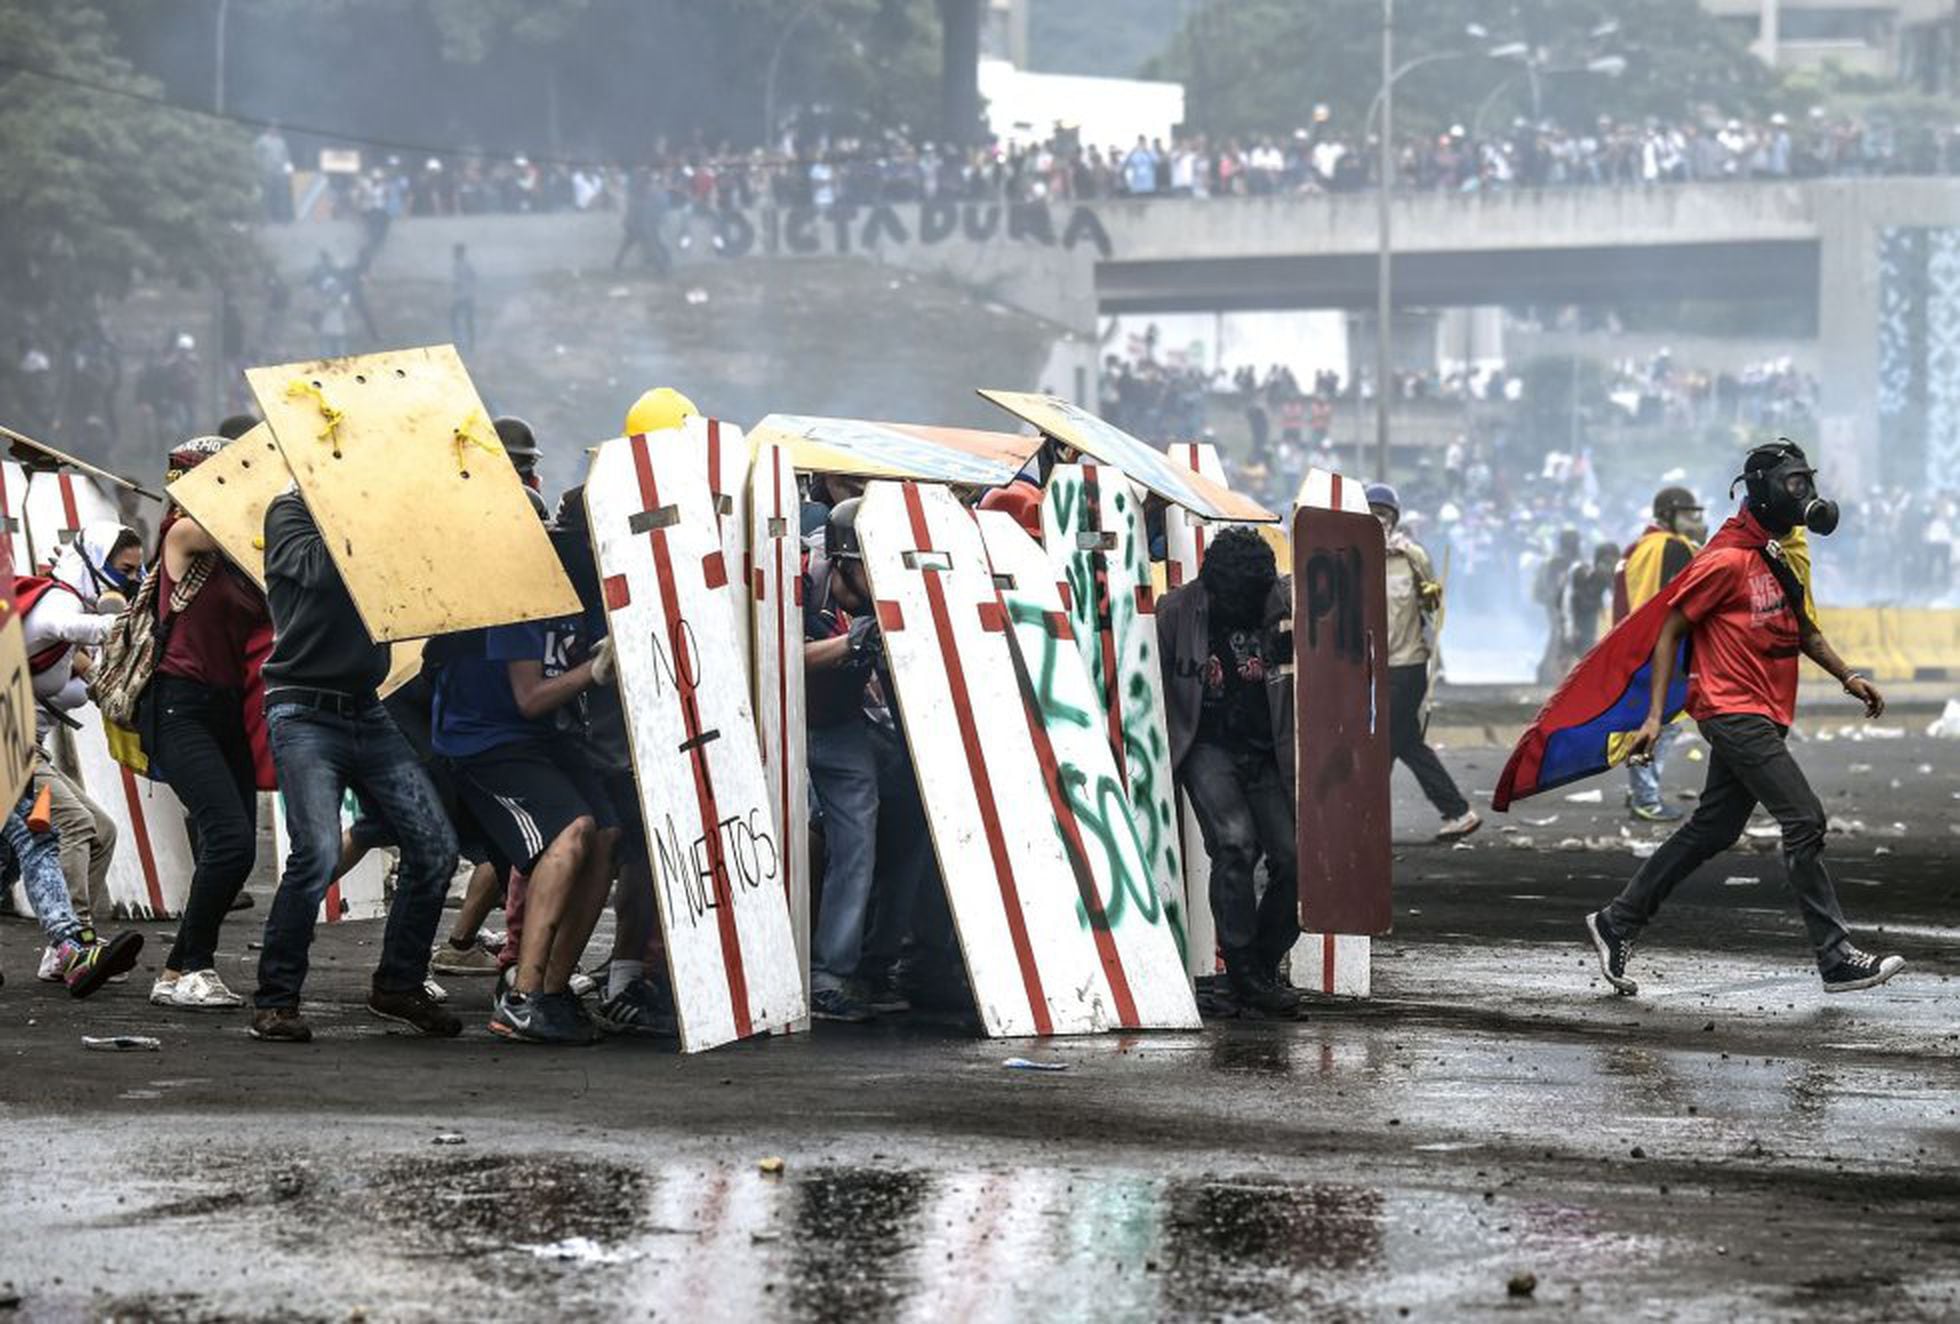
[
  {"x1": 1585, "y1": 910, "x2": 1638, "y2": 995},
  {"x1": 1820, "y1": 946, "x2": 1906, "y2": 994},
  {"x1": 810, "y1": 986, "x2": 874, "y2": 1023},
  {"x1": 55, "y1": 929, "x2": 144, "y2": 1000},
  {"x1": 595, "y1": 978, "x2": 677, "y2": 1038},
  {"x1": 430, "y1": 939, "x2": 502, "y2": 976},
  {"x1": 249, "y1": 1007, "x2": 312, "y2": 1043},
  {"x1": 423, "y1": 977, "x2": 450, "y2": 1004},
  {"x1": 1228, "y1": 967, "x2": 1302, "y2": 1019},
  {"x1": 159, "y1": 969, "x2": 245, "y2": 1009},
  {"x1": 1630, "y1": 802, "x2": 1686, "y2": 823},
  {"x1": 1435, "y1": 810, "x2": 1482, "y2": 841},
  {"x1": 489, "y1": 988, "x2": 592, "y2": 1045},
  {"x1": 369, "y1": 983, "x2": 464, "y2": 1037},
  {"x1": 37, "y1": 944, "x2": 63, "y2": 983},
  {"x1": 857, "y1": 971, "x2": 912, "y2": 1015},
  {"x1": 559, "y1": 991, "x2": 602, "y2": 1044},
  {"x1": 568, "y1": 969, "x2": 599, "y2": 999}
]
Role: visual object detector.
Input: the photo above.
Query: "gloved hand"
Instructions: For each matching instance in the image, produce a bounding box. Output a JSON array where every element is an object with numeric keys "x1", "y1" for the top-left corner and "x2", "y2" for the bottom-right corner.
[
  {"x1": 589, "y1": 637, "x2": 617, "y2": 687},
  {"x1": 847, "y1": 614, "x2": 882, "y2": 666},
  {"x1": 1419, "y1": 580, "x2": 1443, "y2": 611}
]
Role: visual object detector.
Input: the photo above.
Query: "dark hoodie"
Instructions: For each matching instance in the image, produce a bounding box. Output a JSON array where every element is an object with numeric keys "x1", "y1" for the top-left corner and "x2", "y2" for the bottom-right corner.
[{"x1": 260, "y1": 491, "x2": 389, "y2": 696}]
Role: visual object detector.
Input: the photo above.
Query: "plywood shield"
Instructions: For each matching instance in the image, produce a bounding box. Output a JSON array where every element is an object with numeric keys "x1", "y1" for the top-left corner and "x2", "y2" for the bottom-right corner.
[
  {"x1": 857, "y1": 480, "x2": 1143, "y2": 1037},
  {"x1": 976, "y1": 510, "x2": 1200, "y2": 1030},
  {"x1": 1041, "y1": 464, "x2": 1191, "y2": 968},
  {"x1": 750, "y1": 414, "x2": 1037, "y2": 487},
  {"x1": 0, "y1": 523, "x2": 34, "y2": 886},
  {"x1": 164, "y1": 424, "x2": 289, "y2": 586},
  {"x1": 1292, "y1": 504, "x2": 1392, "y2": 939},
  {"x1": 245, "y1": 345, "x2": 578, "y2": 641},
  {"x1": 0, "y1": 422, "x2": 160, "y2": 499},
  {"x1": 748, "y1": 440, "x2": 810, "y2": 1027},
  {"x1": 694, "y1": 417, "x2": 754, "y2": 671},
  {"x1": 979, "y1": 391, "x2": 1273, "y2": 522},
  {"x1": 0, "y1": 462, "x2": 33, "y2": 580},
  {"x1": 586, "y1": 432, "x2": 804, "y2": 1052}
]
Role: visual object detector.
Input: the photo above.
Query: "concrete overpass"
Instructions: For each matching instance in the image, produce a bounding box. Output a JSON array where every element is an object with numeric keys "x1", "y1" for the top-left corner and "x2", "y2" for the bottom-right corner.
[{"x1": 263, "y1": 177, "x2": 1960, "y2": 487}]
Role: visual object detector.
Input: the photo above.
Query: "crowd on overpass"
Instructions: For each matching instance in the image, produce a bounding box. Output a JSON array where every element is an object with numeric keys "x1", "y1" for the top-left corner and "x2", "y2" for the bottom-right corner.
[{"x1": 257, "y1": 106, "x2": 1945, "y2": 226}]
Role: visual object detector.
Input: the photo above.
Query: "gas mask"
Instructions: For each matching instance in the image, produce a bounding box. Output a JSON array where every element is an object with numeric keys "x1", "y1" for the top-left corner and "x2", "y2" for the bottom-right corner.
[{"x1": 1735, "y1": 440, "x2": 1839, "y2": 536}]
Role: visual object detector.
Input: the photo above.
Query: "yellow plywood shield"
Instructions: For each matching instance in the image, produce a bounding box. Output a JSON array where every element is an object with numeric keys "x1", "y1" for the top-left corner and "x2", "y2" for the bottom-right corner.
[
  {"x1": 977, "y1": 390, "x2": 1274, "y2": 522},
  {"x1": 246, "y1": 345, "x2": 578, "y2": 642},
  {"x1": 0, "y1": 422, "x2": 160, "y2": 500},
  {"x1": 164, "y1": 424, "x2": 289, "y2": 586},
  {"x1": 749, "y1": 414, "x2": 1038, "y2": 486}
]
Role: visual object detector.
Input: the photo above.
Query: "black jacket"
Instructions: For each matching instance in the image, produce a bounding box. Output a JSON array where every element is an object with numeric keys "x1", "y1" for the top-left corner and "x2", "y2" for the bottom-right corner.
[
  {"x1": 261, "y1": 491, "x2": 389, "y2": 695},
  {"x1": 1156, "y1": 576, "x2": 1295, "y2": 800}
]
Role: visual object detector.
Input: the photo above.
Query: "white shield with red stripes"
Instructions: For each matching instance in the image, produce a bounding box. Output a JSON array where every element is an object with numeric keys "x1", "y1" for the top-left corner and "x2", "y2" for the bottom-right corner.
[
  {"x1": 748, "y1": 439, "x2": 810, "y2": 1026},
  {"x1": 271, "y1": 790, "x2": 389, "y2": 924},
  {"x1": 1161, "y1": 442, "x2": 1226, "y2": 980},
  {"x1": 587, "y1": 431, "x2": 805, "y2": 1051},
  {"x1": 976, "y1": 510, "x2": 1200, "y2": 1029},
  {"x1": 1293, "y1": 467, "x2": 1373, "y2": 998},
  {"x1": 24, "y1": 471, "x2": 199, "y2": 921},
  {"x1": 1040, "y1": 464, "x2": 1190, "y2": 967},
  {"x1": 858, "y1": 479, "x2": 1129, "y2": 1037},
  {"x1": 693, "y1": 416, "x2": 753, "y2": 671},
  {"x1": 0, "y1": 462, "x2": 32, "y2": 580}
]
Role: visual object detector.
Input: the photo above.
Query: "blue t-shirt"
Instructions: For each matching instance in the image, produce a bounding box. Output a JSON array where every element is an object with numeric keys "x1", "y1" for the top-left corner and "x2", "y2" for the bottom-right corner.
[{"x1": 432, "y1": 617, "x2": 581, "y2": 759}]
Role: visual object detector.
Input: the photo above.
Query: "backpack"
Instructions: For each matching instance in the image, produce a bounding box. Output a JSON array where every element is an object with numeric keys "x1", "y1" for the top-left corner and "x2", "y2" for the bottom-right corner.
[
  {"x1": 88, "y1": 552, "x2": 216, "y2": 728},
  {"x1": 12, "y1": 576, "x2": 86, "y2": 675}
]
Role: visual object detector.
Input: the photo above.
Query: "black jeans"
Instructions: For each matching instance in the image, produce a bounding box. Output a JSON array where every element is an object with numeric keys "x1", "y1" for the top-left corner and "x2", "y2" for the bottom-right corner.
[
  {"x1": 1181, "y1": 739, "x2": 1298, "y2": 974},
  {"x1": 1608, "y1": 713, "x2": 1851, "y2": 965},
  {"x1": 1389, "y1": 664, "x2": 1469, "y2": 820},
  {"x1": 156, "y1": 676, "x2": 259, "y2": 973}
]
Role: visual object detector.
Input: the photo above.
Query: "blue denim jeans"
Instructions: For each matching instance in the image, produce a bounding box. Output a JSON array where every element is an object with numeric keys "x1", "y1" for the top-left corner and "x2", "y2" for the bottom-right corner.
[
  {"x1": 255, "y1": 702, "x2": 457, "y2": 1009},
  {"x1": 1625, "y1": 721, "x2": 1682, "y2": 811},
  {"x1": 3, "y1": 791, "x2": 82, "y2": 945},
  {"x1": 807, "y1": 719, "x2": 932, "y2": 993}
]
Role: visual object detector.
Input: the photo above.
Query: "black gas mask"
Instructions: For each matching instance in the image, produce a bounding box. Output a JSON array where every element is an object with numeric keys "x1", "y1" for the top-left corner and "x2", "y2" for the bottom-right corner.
[{"x1": 1734, "y1": 440, "x2": 1839, "y2": 536}]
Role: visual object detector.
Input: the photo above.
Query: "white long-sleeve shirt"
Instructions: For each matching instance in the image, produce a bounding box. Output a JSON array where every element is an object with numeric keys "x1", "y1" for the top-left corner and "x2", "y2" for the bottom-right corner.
[{"x1": 22, "y1": 588, "x2": 115, "y2": 741}]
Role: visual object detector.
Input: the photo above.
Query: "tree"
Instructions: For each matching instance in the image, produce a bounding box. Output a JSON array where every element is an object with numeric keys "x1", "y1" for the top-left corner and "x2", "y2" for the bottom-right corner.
[{"x1": 0, "y1": 0, "x2": 254, "y2": 444}]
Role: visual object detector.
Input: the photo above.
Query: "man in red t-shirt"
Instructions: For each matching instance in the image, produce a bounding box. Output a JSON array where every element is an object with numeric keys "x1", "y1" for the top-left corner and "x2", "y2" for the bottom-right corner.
[{"x1": 1586, "y1": 442, "x2": 1905, "y2": 996}]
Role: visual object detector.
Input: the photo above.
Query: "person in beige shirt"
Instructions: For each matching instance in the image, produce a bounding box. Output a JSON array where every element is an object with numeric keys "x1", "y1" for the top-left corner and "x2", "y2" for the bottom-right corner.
[{"x1": 1368, "y1": 483, "x2": 1479, "y2": 840}]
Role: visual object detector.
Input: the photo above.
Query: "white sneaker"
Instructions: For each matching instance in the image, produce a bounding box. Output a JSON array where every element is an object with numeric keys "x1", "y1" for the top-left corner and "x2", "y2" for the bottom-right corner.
[
  {"x1": 423, "y1": 976, "x2": 449, "y2": 1004},
  {"x1": 149, "y1": 973, "x2": 179, "y2": 1005},
  {"x1": 37, "y1": 944, "x2": 63, "y2": 982},
  {"x1": 164, "y1": 969, "x2": 245, "y2": 1009},
  {"x1": 1436, "y1": 810, "x2": 1483, "y2": 841}
]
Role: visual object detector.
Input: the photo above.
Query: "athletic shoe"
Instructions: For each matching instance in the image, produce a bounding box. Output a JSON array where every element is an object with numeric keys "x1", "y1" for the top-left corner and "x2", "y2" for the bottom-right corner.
[
  {"x1": 559, "y1": 990, "x2": 602, "y2": 1044},
  {"x1": 1630, "y1": 802, "x2": 1686, "y2": 823},
  {"x1": 568, "y1": 970, "x2": 599, "y2": 999},
  {"x1": 595, "y1": 979, "x2": 677, "y2": 1038},
  {"x1": 1585, "y1": 910, "x2": 1638, "y2": 995},
  {"x1": 157, "y1": 969, "x2": 245, "y2": 1009},
  {"x1": 857, "y1": 972, "x2": 912, "y2": 1015},
  {"x1": 422, "y1": 977, "x2": 450, "y2": 1004},
  {"x1": 36, "y1": 944, "x2": 62, "y2": 983},
  {"x1": 56, "y1": 929, "x2": 144, "y2": 1000},
  {"x1": 430, "y1": 940, "x2": 502, "y2": 976},
  {"x1": 369, "y1": 983, "x2": 464, "y2": 1037},
  {"x1": 810, "y1": 986, "x2": 874, "y2": 1023},
  {"x1": 228, "y1": 891, "x2": 255, "y2": 912},
  {"x1": 489, "y1": 988, "x2": 591, "y2": 1045},
  {"x1": 249, "y1": 1008, "x2": 312, "y2": 1043},
  {"x1": 1228, "y1": 967, "x2": 1303, "y2": 1019},
  {"x1": 1436, "y1": 810, "x2": 1483, "y2": 841},
  {"x1": 1820, "y1": 946, "x2": 1906, "y2": 994}
]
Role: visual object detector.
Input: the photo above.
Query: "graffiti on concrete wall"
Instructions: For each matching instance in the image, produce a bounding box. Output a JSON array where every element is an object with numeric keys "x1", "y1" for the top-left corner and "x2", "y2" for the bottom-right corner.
[{"x1": 699, "y1": 201, "x2": 1114, "y2": 261}]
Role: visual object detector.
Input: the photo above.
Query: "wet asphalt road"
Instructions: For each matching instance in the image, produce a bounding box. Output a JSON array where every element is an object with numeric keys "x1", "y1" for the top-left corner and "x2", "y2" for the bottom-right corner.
[{"x1": 1, "y1": 729, "x2": 1955, "y2": 1321}]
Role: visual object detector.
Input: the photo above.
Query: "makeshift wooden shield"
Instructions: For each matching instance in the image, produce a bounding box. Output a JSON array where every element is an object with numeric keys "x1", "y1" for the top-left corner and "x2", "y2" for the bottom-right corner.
[
  {"x1": 0, "y1": 422, "x2": 160, "y2": 500},
  {"x1": 749, "y1": 413, "x2": 1037, "y2": 487},
  {"x1": 586, "y1": 431, "x2": 804, "y2": 1051},
  {"x1": 979, "y1": 390, "x2": 1273, "y2": 522},
  {"x1": 690, "y1": 417, "x2": 753, "y2": 670},
  {"x1": 1293, "y1": 501, "x2": 1392, "y2": 958},
  {"x1": 0, "y1": 524, "x2": 35, "y2": 906},
  {"x1": 857, "y1": 479, "x2": 1147, "y2": 1036},
  {"x1": 1160, "y1": 442, "x2": 1225, "y2": 980},
  {"x1": 976, "y1": 510, "x2": 1200, "y2": 1029},
  {"x1": 22, "y1": 473, "x2": 196, "y2": 920},
  {"x1": 271, "y1": 790, "x2": 389, "y2": 924},
  {"x1": 245, "y1": 345, "x2": 578, "y2": 642},
  {"x1": 1040, "y1": 464, "x2": 1190, "y2": 967},
  {"x1": 163, "y1": 424, "x2": 289, "y2": 586},
  {"x1": 0, "y1": 462, "x2": 32, "y2": 580},
  {"x1": 748, "y1": 439, "x2": 810, "y2": 1025}
]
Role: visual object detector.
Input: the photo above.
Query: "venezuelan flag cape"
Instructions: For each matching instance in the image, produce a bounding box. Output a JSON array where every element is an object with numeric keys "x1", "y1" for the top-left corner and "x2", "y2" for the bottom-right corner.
[{"x1": 1493, "y1": 511, "x2": 1775, "y2": 811}]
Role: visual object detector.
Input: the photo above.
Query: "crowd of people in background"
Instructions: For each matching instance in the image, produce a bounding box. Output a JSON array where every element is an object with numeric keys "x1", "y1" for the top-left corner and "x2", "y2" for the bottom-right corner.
[{"x1": 252, "y1": 106, "x2": 1957, "y2": 227}]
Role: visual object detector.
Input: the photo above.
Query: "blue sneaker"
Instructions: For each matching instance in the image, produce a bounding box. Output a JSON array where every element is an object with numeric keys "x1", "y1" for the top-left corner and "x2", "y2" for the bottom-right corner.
[
  {"x1": 810, "y1": 986, "x2": 874, "y2": 1023},
  {"x1": 490, "y1": 988, "x2": 593, "y2": 1045}
]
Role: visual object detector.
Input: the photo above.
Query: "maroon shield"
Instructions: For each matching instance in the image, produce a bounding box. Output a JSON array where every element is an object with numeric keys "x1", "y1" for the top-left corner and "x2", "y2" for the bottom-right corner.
[{"x1": 1292, "y1": 507, "x2": 1392, "y2": 936}]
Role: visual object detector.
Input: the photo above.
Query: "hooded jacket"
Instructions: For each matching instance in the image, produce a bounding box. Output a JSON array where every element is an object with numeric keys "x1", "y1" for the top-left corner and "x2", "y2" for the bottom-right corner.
[{"x1": 1156, "y1": 575, "x2": 1295, "y2": 801}]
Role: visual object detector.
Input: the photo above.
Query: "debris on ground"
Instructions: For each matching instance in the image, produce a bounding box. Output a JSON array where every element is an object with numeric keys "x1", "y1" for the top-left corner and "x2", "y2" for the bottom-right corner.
[
  {"x1": 81, "y1": 1036, "x2": 160, "y2": 1052},
  {"x1": 1563, "y1": 789, "x2": 1603, "y2": 804},
  {"x1": 518, "y1": 1237, "x2": 642, "y2": 1265},
  {"x1": 1003, "y1": 1057, "x2": 1068, "y2": 1072},
  {"x1": 758, "y1": 1156, "x2": 786, "y2": 1175},
  {"x1": 1507, "y1": 1271, "x2": 1538, "y2": 1297},
  {"x1": 432, "y1": 1133, "x2": 466, "y2": 1146},
  {"x1": 1923, "y1": 700, "x2": 1960, "y2": 738}
]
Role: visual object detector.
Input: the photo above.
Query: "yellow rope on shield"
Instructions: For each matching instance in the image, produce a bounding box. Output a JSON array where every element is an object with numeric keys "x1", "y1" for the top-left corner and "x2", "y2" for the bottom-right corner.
[
  {"x1": 283, "y1": 379, "x2": 345, "y2": 456},
  {"x1": 452, "y1": 412, "x2": 504, "y2": 474}
]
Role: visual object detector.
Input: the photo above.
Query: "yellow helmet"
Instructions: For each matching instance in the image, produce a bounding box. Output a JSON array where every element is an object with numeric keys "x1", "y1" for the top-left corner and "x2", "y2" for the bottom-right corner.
[{"x1": 624, "y1": 386, "x2": 699, "y2": 437}]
